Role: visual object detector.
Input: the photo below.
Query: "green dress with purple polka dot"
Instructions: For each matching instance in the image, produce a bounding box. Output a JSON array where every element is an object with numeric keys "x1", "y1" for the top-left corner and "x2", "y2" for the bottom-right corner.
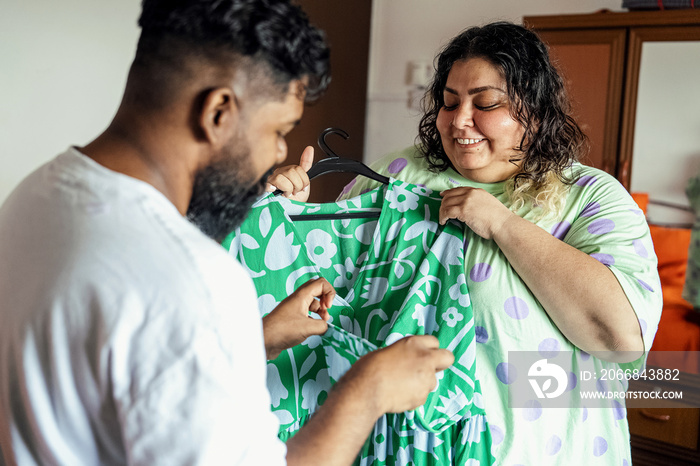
[
  {"x1": 223, "y1": 180, "x2": 495, "y2": 465},
  {"x1": 341, "y1": 146, "x2": 663, "y2": 466}
]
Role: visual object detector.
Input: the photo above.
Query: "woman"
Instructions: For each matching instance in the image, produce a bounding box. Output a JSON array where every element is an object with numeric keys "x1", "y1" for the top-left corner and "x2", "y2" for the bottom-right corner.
[{"x1": 270, "y1": 22, "x2": 662, "y2": 464}]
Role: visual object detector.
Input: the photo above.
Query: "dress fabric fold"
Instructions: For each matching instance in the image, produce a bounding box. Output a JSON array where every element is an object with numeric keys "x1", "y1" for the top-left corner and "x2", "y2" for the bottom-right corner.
[{"x1": 223, "y1": 179, "x2": 494, "y2": 465}]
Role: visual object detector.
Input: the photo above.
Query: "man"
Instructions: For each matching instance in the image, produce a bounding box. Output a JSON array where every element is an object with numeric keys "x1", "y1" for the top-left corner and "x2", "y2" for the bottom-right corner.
[{"x1": 0, "y1": 1, "x2": 453, "y2": 464}]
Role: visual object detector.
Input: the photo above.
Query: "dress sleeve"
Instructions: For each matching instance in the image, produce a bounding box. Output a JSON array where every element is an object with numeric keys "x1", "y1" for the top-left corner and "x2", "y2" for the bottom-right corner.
[{"x1": 561, "y1": 167, "x2": 663, "y2": 364}]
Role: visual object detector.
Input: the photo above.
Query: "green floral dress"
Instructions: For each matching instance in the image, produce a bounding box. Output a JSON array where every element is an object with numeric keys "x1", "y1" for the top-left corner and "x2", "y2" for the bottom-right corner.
[{"x1": 223, "y1": 179, "x2": 494, "y2": 465}]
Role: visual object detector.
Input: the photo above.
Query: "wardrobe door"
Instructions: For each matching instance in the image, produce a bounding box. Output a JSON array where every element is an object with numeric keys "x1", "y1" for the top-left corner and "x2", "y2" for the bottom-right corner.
[
  {"x1": 285, "y1": 0, "x2": 373, "y2": 203},
  {"x1": 534, "y1": 28, "x2": 627, "y2": 178}
]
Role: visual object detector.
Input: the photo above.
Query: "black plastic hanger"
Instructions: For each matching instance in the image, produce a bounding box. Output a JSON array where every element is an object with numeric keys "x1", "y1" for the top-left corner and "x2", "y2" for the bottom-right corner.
[
  {"x1": 305, "y1": 127, "x2": 390, "y2": 185},
  {"x1": 275, "y1": 127, "x2": 389, "y2": 221},
  {"x1": 273, "y1": 127, "x2": 389, "y2": 197}
]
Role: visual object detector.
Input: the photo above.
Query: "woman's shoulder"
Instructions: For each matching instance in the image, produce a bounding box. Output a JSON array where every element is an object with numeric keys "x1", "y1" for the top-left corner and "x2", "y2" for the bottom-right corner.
[
  {"x1": 567, "y1": 163, "x2": 627, "y2": 193},
  {"x1": 340, "y1": 146, "x2": 431, "y2": 199},
  {"x1": 368, "y1": 145, "x2": 427, "y2": 174},
  {"x1": 563, "y1": 163, "x2": 640, "y2": 214}
]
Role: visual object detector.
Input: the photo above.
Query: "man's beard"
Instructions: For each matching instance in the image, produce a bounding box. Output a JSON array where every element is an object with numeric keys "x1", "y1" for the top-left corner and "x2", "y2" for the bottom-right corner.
[{"x1": 186, "y1": 150, "x2": 274, "y2": 242}]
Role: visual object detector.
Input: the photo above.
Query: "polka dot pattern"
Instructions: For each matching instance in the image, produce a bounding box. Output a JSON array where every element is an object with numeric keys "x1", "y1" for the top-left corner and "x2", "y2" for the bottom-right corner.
[
  {"x1": 522, "y1": 399, "x2": 542, "y2": 421},
  {"x1": 639, "y1": 318, "x2": 647, "y2": 336},
  {"x1": 538, "y1": 338, "x2": 561, "y2": 358},
  {"x1": 587, "y1": 219, "x2": 615, "y2": 235},
  {"x1": 496, "y1": 362, "x2": 517, "y2": 385},
  {"x1": 567, "y1": 372, "x2": 578, "y2": 392},
  {"x1": 546, "y1": 435, "x2": 562, "y2": 455},
  {"x1": 596, "y1": 379, "x2": 608, "y2": 394},
  {"x1": 341, "y1": 178, "x2": 356, "y2": 195},
  {"x1": 612, "y1": 400, "x2": 625, "y2": 421},
  {"x1": 490, "y1": 424, "x2": 504, "y2": 445},
  {"x1": 590, "y1": 253, "x2": 615, "y2": 266},
  {"x1": 504, "y1": 296, "x2": 529, "y2": 319},
  {"x1": 580, "y1": 202, "x2": 601, "y2": 218},
  {"x1": 387, "y1": 158, "x2": 408, "y2": 174},
  {"x1": 469, "y1": 263, "x2": 493, "y2": 282},
  {"x1": 576, "y1": 175, "x2": 598, "y2": 187},
  {"x1": 633, "y1": 239, "x2": 648, "y2": 258},
  {"x1": 551, "y1": 221, "x2": 571, "y2": 240},
  {"x1": 475, "y1": 326, "x2": 489, "y2": 344},
  {"x1": 637, "y1": 278, "x2": 654, "y2": 292},
  {"x1": 593, "y1": 436, "x2": 608, "y2": 456}
]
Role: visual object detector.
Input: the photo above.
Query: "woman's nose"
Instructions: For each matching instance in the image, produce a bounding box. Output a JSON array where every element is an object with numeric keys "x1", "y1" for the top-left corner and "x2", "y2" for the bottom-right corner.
[{"x1": 451, "y1": 104, "x2": 474, "y2": 128}]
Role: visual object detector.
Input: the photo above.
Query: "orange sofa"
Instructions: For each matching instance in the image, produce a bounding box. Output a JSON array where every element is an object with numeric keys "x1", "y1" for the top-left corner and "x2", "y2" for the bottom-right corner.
[{"x1": 631, "y1": 192, "x2": 699, "y2": 374}]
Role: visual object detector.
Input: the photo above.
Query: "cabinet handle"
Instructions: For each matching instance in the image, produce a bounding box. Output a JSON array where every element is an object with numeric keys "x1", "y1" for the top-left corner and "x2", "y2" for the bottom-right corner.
[{"x1": 640, "y1": 409, "x2": 671, "y2": 422}]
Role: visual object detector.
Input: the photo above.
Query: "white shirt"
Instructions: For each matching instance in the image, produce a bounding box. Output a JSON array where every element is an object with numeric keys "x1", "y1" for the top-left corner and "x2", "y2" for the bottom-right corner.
[{"x1": 0, "y1": 148, "x2": 286, "y2": 465}]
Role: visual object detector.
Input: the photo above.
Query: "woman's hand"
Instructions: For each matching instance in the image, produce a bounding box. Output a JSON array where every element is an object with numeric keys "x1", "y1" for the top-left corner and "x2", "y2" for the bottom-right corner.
[
  {"x1": 438, "y1": 187, "x2": 513, "y2": 239},
  {"x1": 265, "y1": 145, "x2": 314, "y2": 202},
  {"x1": 262, "y1": 277, "x2": 334, "y2": 360}
]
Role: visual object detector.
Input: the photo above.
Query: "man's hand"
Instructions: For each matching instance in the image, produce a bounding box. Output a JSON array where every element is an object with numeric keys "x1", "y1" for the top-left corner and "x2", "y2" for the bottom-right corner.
[
  {"x1": 285, "y1": 332, "x2": 454, "y2": 466},
  {"x1": 262, "y1": 277, "x2": 334, "y2": 360},
  {"x1": 265, "y1": 145, "x2": 314, "y2": 202},
  {"x1": 343, "y1": 335, "x2": 455, "y2": 416}
]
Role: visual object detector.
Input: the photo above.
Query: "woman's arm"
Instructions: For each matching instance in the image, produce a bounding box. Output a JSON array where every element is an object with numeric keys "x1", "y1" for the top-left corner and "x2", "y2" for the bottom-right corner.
[{"x1": 439, "y1": 186, "x2": 644, "y2": 362}]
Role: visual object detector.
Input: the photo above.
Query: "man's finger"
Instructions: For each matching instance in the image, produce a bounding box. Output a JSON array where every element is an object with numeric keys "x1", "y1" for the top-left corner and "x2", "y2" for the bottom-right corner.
[
  {"x1": 432, "y1": 348, "x2": 455, "y2": 371},
  {"x1": 296, "y1": 277, "x2": 336, "y2": 306},
  {"x1": 304, "y1": 317, "x2": 329, "y2": 336},
  {"x1": 310, "y1": 306, "x2": 330, "y2": 322},
  {"x1": 300, "y1": 146, "x2": 314, "y2": 172},
  {"x1": 406, "y1": 334, "x2": 440, "y2": 349}
]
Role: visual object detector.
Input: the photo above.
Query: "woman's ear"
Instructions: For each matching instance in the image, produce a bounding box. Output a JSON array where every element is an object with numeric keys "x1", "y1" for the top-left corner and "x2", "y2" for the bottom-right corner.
[{"x1": 198, "y1": 87, "x2": 239, "y2": 148}]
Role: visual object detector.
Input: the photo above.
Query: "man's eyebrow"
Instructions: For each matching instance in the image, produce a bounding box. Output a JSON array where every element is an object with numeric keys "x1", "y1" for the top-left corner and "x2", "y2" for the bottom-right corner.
[{"x1": 444, "y1": 85, "x2": 506, "y2": 96}]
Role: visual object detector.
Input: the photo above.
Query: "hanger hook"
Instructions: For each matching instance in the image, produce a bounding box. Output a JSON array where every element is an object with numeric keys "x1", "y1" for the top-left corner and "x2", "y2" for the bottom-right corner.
[{"x1": 318, "y1": 127, "x2": 349, "y2": 159}]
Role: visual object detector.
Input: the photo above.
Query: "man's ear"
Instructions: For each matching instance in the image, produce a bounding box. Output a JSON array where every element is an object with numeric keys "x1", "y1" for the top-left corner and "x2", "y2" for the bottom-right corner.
[{"x1": 198, "y1": 87, "x2": 238, "y2": 148}]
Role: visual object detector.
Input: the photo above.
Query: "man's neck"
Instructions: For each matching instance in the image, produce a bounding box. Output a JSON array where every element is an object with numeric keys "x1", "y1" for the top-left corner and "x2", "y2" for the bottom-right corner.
[{"x1": 80, "y1": 121, "x2": 196, "y2": 215}]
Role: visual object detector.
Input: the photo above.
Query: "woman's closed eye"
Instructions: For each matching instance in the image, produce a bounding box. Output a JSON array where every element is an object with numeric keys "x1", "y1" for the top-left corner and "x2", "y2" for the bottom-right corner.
[{"x1": 474, "y1": 103, "x2": 499, "y2": 111}]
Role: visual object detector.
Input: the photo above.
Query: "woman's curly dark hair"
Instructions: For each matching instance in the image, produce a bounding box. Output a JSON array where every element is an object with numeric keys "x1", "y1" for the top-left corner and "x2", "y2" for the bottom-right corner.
[{"x1": 417, "y1": 22, "x2": 587, "y2": 189}]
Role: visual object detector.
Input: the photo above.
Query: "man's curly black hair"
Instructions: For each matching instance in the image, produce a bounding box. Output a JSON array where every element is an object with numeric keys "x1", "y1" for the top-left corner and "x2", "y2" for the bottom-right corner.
[
  {"x1": 132, "y1": 0, "x2": 330, "y2": 105},
  {"x1": 417, "y1": 22, "x2": 587, "y2": 189}
]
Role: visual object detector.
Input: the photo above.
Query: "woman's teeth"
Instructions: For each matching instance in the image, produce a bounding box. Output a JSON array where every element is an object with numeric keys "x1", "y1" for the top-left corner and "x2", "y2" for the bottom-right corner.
[{"x1": 457, "y1": 138, "x2": 483, "y2": 144}]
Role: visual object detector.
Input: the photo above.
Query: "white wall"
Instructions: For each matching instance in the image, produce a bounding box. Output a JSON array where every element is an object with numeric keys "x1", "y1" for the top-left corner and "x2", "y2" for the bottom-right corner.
[
  {"x1": 629, "y1": 41, "x2": 700, "y2": 225},
  {"x1": 364, "y1": 0, "x2": 623, "y2": 163},
  {"x1": 4, "y1": 0, "x2": 694, "y2": 212},
  {"x1": 0, "y1": 1, "x2": 140, "y2": 204}
]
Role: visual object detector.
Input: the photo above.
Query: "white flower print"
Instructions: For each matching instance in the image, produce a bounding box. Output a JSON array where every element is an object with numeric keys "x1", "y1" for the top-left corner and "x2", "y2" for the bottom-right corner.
[
  {"x1": 301, "y1": 335, "x2": 322, "y2": 349},
  {"x1": 301, "y1": 368, "x2": 331, "y2": 411},
  {"x1": 388, "y1": 183, "x2": 419, "y2": 212},
  {"x1": 412, "y1": 185, "x2": 433, "y2": 197},
  {"x1": 266, "y1": 364, "x2": 288, "y2": 408},
  {"x1": 305, "y1": 229, "x2": 338, "y2": 269},
  {"x1": 441, "y1": 307, "x2": 464, "y2": 328},
  {"x1": 412, "y1": 303, "x2": 439, "y2": 333},
  {"x1": 333, "y1": 257, "x2": 359, "y2": 289},
  {"x1": 448, "y1": 275, "x2": 471, "y2": 307},
  {"x1": 257, "y1": 293, "x2": 279, "y2": 316}
]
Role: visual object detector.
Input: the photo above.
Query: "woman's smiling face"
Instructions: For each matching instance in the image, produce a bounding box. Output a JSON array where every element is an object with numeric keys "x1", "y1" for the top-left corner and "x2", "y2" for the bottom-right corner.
[{"x1": 436, "y1": 57, "x2": 526, "y2": 183}]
